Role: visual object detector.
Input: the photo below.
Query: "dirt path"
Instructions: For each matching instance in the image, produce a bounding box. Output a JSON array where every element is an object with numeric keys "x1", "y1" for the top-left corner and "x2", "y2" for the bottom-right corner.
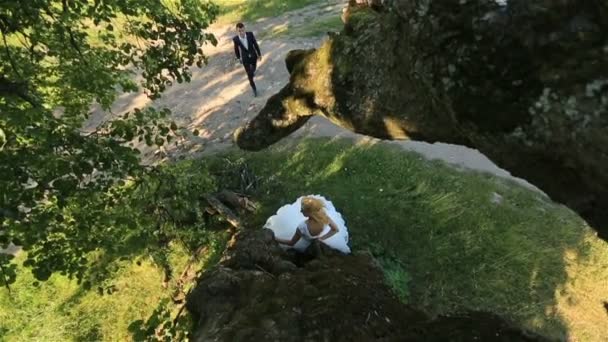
[{"x1": 86, "y1": 0, "x2": 545, "y2": 195}]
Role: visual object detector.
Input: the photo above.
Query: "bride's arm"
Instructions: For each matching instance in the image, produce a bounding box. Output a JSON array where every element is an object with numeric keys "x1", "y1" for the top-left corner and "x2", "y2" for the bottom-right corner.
[
  {"x1": 276, "y1": 229, "x2": 302, "y2": 246},
  {"x1": 319, "y1": 219, "x2": 339, "y2": 241}
]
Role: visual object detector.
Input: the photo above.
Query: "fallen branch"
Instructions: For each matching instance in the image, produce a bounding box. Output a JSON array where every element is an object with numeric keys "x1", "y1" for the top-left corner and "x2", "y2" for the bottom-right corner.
[
  {"x1": 203, "y1": 194, "x2": 241, "y2": 228},
  {"x1": 216, "y1": 190, "x2": 259, "y2": 213}
]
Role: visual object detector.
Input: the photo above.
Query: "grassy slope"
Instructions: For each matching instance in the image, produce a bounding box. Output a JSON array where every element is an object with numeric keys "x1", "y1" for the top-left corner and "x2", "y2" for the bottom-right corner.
[
  {"x1": 214, "y1": 0, "x2": 344, "y2": 40},
  {"x1": 0, "y1": 253, "x2": 170, "y2": 341},
  {"x1": 1, "y1": 138, "x2": 606, "y2": 340},
  {"x1": 0, "y1": 234, "x2": 227, "y2": 341},
  {"x1": 213, "y1": 0, "x2": 325, "y2": 24},
  {"x1": 263, "y1": 16, "x2": 343, "y2": 39},
  {"x1": 206, "y1": 139, "x2": 608, "y2": 341}
]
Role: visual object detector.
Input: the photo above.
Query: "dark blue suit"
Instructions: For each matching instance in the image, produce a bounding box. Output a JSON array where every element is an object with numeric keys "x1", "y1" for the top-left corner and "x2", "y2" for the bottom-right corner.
[{"x1": 233, "y1": 32, "x2": 262, "y2": 93}]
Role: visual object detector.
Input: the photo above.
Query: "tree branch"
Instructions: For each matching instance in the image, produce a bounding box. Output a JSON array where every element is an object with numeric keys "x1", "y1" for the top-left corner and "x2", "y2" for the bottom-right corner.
[
  {"x1": 0, "y1": 28, "x2": 40, "y2": 107},
  {"x1": 67, "y1": 28, "x2": 87, "y2": 63},
  {"x1": 0, "y1": 76, "x2": 38, "y2": 107},
  {"x1": 1, "y1": 28, "x2": 23, "y2": 80},
  {"x1": 0, "y1": 262, "x2": 12, "y2": 295},
  {"x1": 61, "y1": 0, "x2": 88, "y2": 65}
]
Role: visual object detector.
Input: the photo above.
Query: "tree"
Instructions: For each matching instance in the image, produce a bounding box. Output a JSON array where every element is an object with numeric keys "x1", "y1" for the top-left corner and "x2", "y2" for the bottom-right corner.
[{"x1": 0, "y1": 0, "x2": 219, "y2": 286}]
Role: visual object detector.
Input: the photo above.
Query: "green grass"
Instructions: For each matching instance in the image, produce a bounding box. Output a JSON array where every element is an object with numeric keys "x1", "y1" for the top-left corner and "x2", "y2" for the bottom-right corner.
[
  {"x1": 203, "y1": 138, "x2": 608, "y2": 341},
  {"x1": 263, "y1": 15, "x2": 343, "y2": 39},
  {"x1": 379, "y1": 258, "x2": 410, "y2": 303},
  {"x1": 214, "y1": 0, "x2": 325, "y2": 24},
  {"x1": 2, "y1": 138, "x2": 607, "y2": 341},
  {"x1": 0, "y1": 252, "x2": 168, "y2": 341},
  {"x1": 0, "y1": 232, "x2": 228, "y2": 341}
]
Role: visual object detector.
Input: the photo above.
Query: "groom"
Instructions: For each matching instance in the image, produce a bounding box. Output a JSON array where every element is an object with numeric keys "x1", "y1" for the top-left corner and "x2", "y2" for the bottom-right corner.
[{"x1": 233, "y1": 22, "x2": 262, "y2": 97}]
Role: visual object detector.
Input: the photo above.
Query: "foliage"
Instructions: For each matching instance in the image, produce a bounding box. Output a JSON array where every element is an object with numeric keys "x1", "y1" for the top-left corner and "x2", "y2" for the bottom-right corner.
[
  {"x1": 72, "y1": 160, "x2": 218, "y2": 288},
  {"x1": 0, "y1": 159, "x2": 228, "y2": 341},
  {"x1": 0, "y1": 0, "x2": 219, "y2": 285}
]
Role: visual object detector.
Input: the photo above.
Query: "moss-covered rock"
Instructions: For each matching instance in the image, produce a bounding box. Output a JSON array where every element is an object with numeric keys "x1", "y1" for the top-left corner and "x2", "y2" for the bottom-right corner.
[
  {"x1": 186, "y1": 229, "x2": 543, "y2": 341},
  {"x1": 236, "y1": 0, "x2": 608, "y2": 238}
]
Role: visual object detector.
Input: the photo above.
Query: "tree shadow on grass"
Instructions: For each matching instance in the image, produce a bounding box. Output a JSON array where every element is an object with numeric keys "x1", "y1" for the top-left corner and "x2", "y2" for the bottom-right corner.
[{"x1": 126, "y1": 233, "x2": 228, "y2": 341}]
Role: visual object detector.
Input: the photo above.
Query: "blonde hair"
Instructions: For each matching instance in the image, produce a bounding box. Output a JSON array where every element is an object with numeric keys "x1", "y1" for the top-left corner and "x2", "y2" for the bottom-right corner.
[{"x1": 301, "y1": 197, "x2": 330, "y2": 225}]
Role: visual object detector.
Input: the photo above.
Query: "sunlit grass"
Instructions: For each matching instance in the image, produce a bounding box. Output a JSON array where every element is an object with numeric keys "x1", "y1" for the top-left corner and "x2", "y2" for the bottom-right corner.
[
  {"x1": 262, "y1": 15, "x2": 343, "y2": 39},
  {"x1": 0, "y1": 232, "x2": 228, "y2": 341},
  {"x1": 213, "y1": 0, "x2": 325, "y2": 24},
  {"x1": 0, "y1": 252, "x2": 167, "y2": 341}
]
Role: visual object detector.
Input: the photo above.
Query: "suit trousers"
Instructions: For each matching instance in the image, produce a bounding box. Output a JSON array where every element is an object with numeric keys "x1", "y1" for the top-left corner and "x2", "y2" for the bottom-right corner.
[{"x1": 242, "y1": 59, "x2": 257, "y2": 91}]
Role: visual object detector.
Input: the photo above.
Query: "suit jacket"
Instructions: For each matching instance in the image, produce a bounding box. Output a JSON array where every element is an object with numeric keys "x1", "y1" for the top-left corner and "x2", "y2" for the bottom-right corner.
[{"x1": 233, "y1": 31, "x2": 261, "y2": 63}]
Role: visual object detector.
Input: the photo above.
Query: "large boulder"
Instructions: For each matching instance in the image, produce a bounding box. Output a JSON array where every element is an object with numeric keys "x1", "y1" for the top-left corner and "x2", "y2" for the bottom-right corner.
[
  {"x1": 186, "y1": 229, "x2": 543, "y2": 341},
  {"x1": 235, "y1": 0, "x2": 608, "y2": 239}
]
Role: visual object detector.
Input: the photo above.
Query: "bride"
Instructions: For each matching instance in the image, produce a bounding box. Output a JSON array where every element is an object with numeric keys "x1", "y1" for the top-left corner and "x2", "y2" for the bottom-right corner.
[{"x1": 264, "y1": 195, "x2": 351, "y2": 254}]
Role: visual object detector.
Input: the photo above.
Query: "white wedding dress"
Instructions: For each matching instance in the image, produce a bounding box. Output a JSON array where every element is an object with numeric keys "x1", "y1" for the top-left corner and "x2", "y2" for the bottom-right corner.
[{"x1": 264, "y1": 195, "x2": 351, "y2": 254}]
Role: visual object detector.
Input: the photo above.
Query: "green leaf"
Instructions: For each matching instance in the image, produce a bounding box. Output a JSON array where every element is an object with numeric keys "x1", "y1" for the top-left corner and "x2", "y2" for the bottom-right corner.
[
  {"x1": 0, "y1": 128, "x2": 6, "y2": 150},
  {"x1": 78, "y1": 161, "x2": 94, "y2": 174},
  {"x1": 54, "y1": 178, "x2": 79, "y2": 194},
  {"x1": 124, "y1": 127, "x2": 134, "y2": 141},
  {"x1": 33, "y1": 268, "x2": 52, "y2": 281}
]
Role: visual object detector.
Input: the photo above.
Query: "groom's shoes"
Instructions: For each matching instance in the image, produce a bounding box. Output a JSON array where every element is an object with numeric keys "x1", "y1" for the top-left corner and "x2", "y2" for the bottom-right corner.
[{"x1": 253, "y1": 88, "x2": 258, "y2": 97}]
